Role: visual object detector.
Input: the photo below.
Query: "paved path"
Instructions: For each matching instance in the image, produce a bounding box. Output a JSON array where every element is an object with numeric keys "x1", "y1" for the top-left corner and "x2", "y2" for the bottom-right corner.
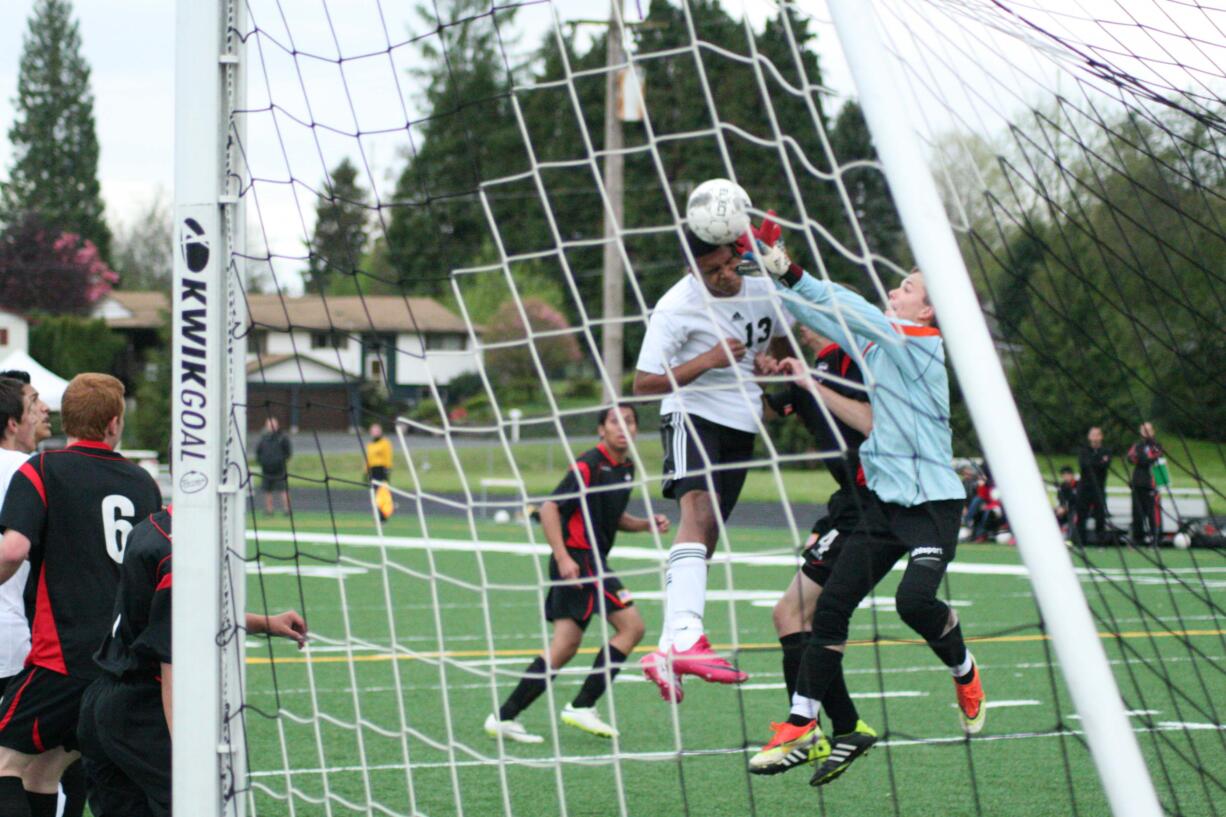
[{"x1": 270, "y1": 486, "x2": 825, "y2": 530}]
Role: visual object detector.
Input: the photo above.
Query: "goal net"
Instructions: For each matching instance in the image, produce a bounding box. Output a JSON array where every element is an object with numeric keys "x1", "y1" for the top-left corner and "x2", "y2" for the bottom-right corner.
[{"x1": 173, "y1": 0, "x2": 1224, "y2": 815}]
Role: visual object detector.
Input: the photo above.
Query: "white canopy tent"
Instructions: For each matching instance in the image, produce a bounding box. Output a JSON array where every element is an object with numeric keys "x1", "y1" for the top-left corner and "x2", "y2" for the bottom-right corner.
[{"x1": 0, "y1": 350, "x2": 70, "y2": 411}]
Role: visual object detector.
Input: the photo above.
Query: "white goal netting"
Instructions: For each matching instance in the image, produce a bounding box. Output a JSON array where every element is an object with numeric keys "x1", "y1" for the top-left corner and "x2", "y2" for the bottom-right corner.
[{"x1": 202, "y1": 1, "x2": 1226, "y2": 815}]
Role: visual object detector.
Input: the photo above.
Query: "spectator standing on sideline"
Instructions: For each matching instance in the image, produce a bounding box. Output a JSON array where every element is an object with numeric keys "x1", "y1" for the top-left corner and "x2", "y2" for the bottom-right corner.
[
  {"x1": 1055, "y1": 466, "x2": 1078, "y2": 535},
  {"x1": 1075, "y1": 427, "x2": 1112, "y2": 545},
  {"x1": 256, "y1": 418, "x2": 292, "y2": 516},
  {"x1": 1128, "y1": 422, "x2": 1164, "y2": 548},
  {"x1": 365, "y1": 423, "x2": 395, "y2": 521}
]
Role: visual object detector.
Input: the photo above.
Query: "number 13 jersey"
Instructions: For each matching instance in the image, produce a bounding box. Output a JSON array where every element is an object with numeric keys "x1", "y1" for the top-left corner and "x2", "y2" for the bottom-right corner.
[
  {"x1": 0, "y1": 441, "x2": 163, "y2": 680},
  {"x1": 635, "y1": 273, "x2": 793, "y2": 433}
]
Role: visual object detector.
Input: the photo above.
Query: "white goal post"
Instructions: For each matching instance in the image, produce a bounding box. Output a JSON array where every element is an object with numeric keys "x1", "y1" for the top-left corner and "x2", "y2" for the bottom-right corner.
[{"x1": 172, "y1": 0, "x2": 248, "y2": 813}]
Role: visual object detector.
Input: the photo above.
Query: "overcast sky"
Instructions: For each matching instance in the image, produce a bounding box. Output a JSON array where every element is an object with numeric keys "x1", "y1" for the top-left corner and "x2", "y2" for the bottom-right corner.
[{"x1": 0, "y1": 0, "x2": 1219, "y2": 292}]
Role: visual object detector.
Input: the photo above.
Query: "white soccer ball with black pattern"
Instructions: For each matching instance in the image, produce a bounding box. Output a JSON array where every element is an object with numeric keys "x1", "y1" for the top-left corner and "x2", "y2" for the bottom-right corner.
[{"x1": 686, "y1": 178, "x2": 752, "y2": 246}]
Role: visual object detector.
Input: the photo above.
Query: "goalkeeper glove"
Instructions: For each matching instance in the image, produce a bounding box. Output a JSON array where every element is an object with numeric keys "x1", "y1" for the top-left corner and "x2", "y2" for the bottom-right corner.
[{"x1": 743, "y1": 239, "x2": 803, "y2": 287}]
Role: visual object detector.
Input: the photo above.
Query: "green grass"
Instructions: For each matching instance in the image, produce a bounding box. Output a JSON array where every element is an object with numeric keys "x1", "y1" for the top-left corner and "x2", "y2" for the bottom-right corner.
[
  {"x1": 266, "y1": 436, "x2": 842, "y2": 506},
  {"x1": 263, "y1": 434, "x2": 1226, "y2": 513},
  {"x1": 238, "y1": 510, "x2": 1225, "y2": 817}
]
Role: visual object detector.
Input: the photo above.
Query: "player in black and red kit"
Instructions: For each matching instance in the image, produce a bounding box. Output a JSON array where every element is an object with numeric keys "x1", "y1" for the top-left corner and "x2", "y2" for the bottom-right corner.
[
  {"x1": 747, "y1": 326, "x2": 886, "y2": 775},
  {"x1": 485, "y1": 406, "x2": 669, "y2": 743},
  {"x1": 0, "y1": 374, "x2": 162, "y2": 817},
  {"x1": 1128, "y1": 422, "x2": 1164, "y2": 548},
  {"x1": 77, "y1": 507, "x2": 306, "y2": 817}
]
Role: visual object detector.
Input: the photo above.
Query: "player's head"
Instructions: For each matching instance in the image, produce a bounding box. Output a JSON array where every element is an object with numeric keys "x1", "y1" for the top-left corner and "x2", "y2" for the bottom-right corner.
[
  {"x1": 0, "y1": 379, "x2": 26, "y2": 451},
  {"x1": 1087, "y1": 426, "x2": 1103, "y2": 446},
  {"x1": 597, "y1": 405, "x2": 638, "y2": 455},
  {"x1": 1139, "y1": 421, "x2": 1155, "y2": 439},
  {"x1": 0, "y1": 375, "x2": 49, "y2": 453},
  {"x1": 1060, "y1": 466, "x2": 1075, "y2": 483},
  {"x1": 369, "y1": 422, "x2": 383, "y2": 439},
  {"x1": 886, "y1": 269, "x2": 935, "y2": 326},
  {"x1": 684, "y1": 229, "x2": 743, "y2": 298},
  {"x1": 61, "y1": 373, "x2": 125, "y2": 445}
]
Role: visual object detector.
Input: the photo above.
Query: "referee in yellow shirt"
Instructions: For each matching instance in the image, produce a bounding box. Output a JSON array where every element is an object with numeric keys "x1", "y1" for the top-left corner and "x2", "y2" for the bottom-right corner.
[{"x1": 366, "y1": 422, "x2": 395, "y2": 520}]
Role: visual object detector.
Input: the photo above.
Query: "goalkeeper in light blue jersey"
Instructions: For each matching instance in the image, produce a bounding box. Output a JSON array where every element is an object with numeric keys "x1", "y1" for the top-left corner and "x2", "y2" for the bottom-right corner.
[{"x1": 742, "y1": 231, "x2": 986, "y2": 788}]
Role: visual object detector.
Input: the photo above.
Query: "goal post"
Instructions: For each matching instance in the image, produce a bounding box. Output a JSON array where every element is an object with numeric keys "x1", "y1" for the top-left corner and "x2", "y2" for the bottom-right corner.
[
  {"x1": 172, "y1": 0, "x2": 247, "y2": 813},
  {"x1": 825, "y1": 4, "x2": 1163, "y2": 815}
]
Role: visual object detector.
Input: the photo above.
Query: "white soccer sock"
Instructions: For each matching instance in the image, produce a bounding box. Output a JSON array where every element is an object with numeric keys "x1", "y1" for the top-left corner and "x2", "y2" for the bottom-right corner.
[
  {"x1": 950, "y1": 650, "x2": 975, "y2": 678},
  {"x1": 665, "y1": 542, "x2": 708, "y2": 652},
  {"x1": 790, "y1": 691, "x2": 820, "y2": 721}
]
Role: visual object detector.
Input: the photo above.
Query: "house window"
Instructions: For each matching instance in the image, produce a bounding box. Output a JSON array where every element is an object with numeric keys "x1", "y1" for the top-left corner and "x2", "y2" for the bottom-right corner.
[
  {"x1": 250, "y1": 330, "x2": 268, "y2": 355},
  {"x1": 0, "y1": 329, "x2": 8, "y2": 346},
  {"x1": 311, "y1": 332, "x2": 348, "y2": 350},
  {"x1": 368, "y1": 358, "x2": 383, "y2": 379},
  {"x1": 425, "y1": 333, "x2": 465, "y2": 351}
]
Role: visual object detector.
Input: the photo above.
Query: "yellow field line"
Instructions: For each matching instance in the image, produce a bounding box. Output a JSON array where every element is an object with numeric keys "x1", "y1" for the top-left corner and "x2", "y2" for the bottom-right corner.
[{"x1": 246, "y1": 628, "x2": 1226, "y2": 666}]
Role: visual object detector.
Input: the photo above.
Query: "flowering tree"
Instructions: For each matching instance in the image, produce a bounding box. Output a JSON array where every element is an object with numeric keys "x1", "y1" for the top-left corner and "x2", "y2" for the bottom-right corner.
[
  {"x1": 0, "y1": 213, "x2": 118, "y2": 314},
  {"x1": 483, "y1": 297, "x2": 582, "y2": 385}
]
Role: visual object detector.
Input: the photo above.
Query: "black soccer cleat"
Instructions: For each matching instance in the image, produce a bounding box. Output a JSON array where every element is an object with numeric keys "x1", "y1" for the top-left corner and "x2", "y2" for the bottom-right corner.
[{"x1": 809, "y1": 720, "x2": 877, "y2": 787}]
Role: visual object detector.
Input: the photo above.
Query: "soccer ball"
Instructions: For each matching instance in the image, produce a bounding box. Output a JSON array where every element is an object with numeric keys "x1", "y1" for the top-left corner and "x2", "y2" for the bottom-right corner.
[
  {"x1": 493, "y1": 509, "x2": 511, "y2": 524},
  {"x1": 686, "y1": 178, "x2": 752, "y2": 246},
  {"x1": 1173, "y1": 532, "x2": 1191, "y2": 549}
]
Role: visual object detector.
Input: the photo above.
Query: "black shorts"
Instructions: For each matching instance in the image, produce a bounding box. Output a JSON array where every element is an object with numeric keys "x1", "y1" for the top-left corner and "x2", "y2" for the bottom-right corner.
[
  {"x1": 800, "y1": 488, "x2": 893, "y2": 585},
  {"x1": 800, "y1": 519, "x2": 844, "y2": 586},
  {"x1": 879, "y1": 498, "x2": 964, "y2": 564},
  {"x1": 262, "y1": 472, "x2": 288, "y2": 492},
  {"x1": 660, "y1": 413, "x2": 756, "y2": 520},
  {"x1": 0, "y1": 665, "x2": 91, "y2": 753},
  {"x1": 544, "y1": 548, "x2": 633, "y2": 630},
  {"x1": 78, "y1": 676, "x2": 170, "y2": 817},
  {"x1": 369, "y1": 465, "x2": 389, "y2": 483}
]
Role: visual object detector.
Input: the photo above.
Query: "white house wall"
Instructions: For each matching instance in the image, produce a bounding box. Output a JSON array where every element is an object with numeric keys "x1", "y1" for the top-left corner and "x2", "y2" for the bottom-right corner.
[
  {"x1": 261, "y1": 330, "x2": 362, "y2": 377},
  {"x1": 0, "y1": 313, "x2": 29, "y2": 356},
  {"x1": 394, "y1": 333, "x2": 479, "y2": 387}
]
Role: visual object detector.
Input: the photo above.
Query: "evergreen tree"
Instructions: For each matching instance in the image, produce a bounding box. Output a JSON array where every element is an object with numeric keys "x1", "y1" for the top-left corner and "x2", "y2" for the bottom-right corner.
[
  {"x1": 2, "y1": 0, "x2": 110, "y2": 260},
  {"x1": 306, "y1": 158, "x2": 371, "y2": 294}
]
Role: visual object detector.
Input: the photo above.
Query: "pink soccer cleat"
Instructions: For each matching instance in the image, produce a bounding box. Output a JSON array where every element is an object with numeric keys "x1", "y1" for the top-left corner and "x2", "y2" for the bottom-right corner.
[
  {"x1": 670, "y1": 635, "x2": 748, "y2": 684},
  {"x1": 641, "y1": 650, "x2": 684, "y2": 703}
]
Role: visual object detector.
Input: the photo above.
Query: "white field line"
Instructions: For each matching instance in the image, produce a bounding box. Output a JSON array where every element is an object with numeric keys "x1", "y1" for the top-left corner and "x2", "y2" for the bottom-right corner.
[
  {"x1": 246, "y1": 721, "x2": 1226, "y2": 779},
  {"x1": 250, "y1": 531, "x2": 1226, "y2": 583}
]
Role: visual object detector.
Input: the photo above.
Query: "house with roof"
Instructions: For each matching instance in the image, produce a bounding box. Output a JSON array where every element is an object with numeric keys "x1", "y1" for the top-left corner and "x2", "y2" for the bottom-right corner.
[{"x1": 95, "y1": 291, "x2": 481, "y2": 431}]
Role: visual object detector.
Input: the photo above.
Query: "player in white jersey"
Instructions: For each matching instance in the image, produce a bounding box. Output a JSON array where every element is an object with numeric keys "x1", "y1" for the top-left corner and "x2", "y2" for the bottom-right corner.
[
  {"x1": 633, "y1": 223, "x2": 793, "y2": 702},
  {"x1": 0, "y1": 375, "x2": 50, "y2": 690}
]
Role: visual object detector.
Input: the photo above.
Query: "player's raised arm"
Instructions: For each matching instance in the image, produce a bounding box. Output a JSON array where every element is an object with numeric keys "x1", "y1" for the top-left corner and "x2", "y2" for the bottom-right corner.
[
  {"x1": 617, "y1": 512, "x2": 670, "y2": 534},
  {"x1": 778, "y1": 357, "x2": 874, "y2": 436}
]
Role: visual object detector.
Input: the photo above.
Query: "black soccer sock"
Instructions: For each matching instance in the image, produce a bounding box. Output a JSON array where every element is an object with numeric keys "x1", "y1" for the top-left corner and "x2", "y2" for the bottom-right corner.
[
  {"x1": 927, "y1": 621, "x2": 969, "y2": 672},
  {"x1": 779, "y1": 633, "x2": 806, "y2": 702},
  {"x1": 498, "y1": 656, "x2": 553, "y2": 721},
  {"x1": 0, "y1": 777, "x2": 30, "y2": 817},
  {"x1": 24, "y1": 792, "x2": 54, "y2": 817},
  {"x1": 794, "y1": 645, "x2": 844, "y2": 721},
  {"x1": 60, "y1": 758, "x2": 85, "y2": 817},
  {"x1": 572, "y1": 644, "x2": 627, "y2": 709},
  {"x1": 821, "y1": 669, "x2": 859, "y2": 736}
]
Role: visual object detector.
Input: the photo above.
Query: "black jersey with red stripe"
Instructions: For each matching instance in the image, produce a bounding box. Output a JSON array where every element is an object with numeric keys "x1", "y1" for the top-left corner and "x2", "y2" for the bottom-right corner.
[
  {"x1": 94, "y1": 508, "x2": 172, "y2": 680},
  {"x1": 0, "y1": 441, "x2": 163, "y2": 680},
  {"x1": 549, "y1": 444, "x2": 634, "y2": 558},
  {"x1": 765, "y1": 343, "x2": 867, "y2": 490}
]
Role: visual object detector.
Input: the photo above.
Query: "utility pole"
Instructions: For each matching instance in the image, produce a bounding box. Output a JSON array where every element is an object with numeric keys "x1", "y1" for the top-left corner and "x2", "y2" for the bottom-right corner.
[{"x1": 601, "y1": 0, "x2": 625, "y2": 398}]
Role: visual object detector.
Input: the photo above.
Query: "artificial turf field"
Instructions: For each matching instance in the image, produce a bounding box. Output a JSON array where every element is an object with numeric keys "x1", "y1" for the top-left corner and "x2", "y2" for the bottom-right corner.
[{"x1": 238, "y1": 510, "x2": 1224, "y2": 817}]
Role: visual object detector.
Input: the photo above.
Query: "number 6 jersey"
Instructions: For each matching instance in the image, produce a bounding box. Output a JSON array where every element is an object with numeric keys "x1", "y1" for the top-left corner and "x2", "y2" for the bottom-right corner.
[
  {"x1": 0, "y1": 441, "x2": 163, "y2": 680},
  {"x1": 635, "y1": 273, "x2": 793, "y2": 433}
]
